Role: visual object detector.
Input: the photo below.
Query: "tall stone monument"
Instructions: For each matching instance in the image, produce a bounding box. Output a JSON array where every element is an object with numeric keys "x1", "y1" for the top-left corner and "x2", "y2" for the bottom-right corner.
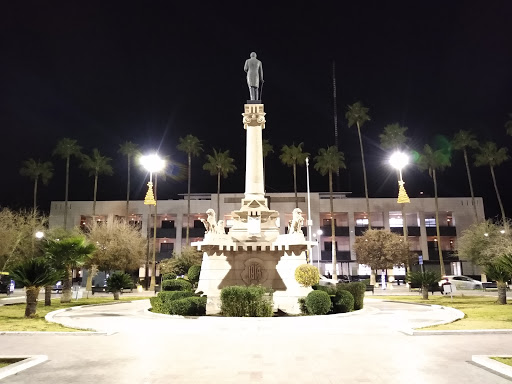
[{"x1": 193, "y1": 53, "x2": 311, "y2": 314}]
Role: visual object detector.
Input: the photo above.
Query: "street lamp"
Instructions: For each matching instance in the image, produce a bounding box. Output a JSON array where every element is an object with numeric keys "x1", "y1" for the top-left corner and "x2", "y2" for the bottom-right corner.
[
  {"x1": 316, "y1": 229, "x2": 323, "y2": 270},
  {"x1": 305, "y1": 157, "x2": 313, "y2": 264},
  {"x1": 35, "y1": 231, "x2": 45, "y2": 239},
  {"x1": 141, "y1": 154, "x2": 165, "y2": 291}
]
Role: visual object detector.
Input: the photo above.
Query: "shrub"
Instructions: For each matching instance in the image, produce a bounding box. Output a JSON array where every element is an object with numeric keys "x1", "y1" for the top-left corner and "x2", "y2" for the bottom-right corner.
[
  {"x1": 337, "y1": 282, "x2": 366, "y2": 310},
  {"x1": 159, "y1": 246, "x2": 202, "y2": 276},
  {"x1": 162, "y1": 278, "x2": 192, "y2": 292},
  {"x1": 298, "y1": 297, "x2": 308, "y2": 315},
  {"x1": 150, "y1": 291, "x2": 195, "y2": 314},
  {"x1": 169, "y1": 296, "x2": 207, "y2": 316},
  {"x1": 294, "y1": 264, "x2": 320, "y2": 287},
  {"x1": 162, "y1": 273, "x2": 177, "y2": 281},
  {"x1": 187, "y1": 264, "x2": 201, "y2": 284},
  {"x1": 220, "y1": 285, "x2": 273, "y2": 317},
  {"x1": 305, "y1": 290, "x2": 331, "y2": 315},
  {"x1": 332, "y1": 290, "x2": 354, "y2": 313}
]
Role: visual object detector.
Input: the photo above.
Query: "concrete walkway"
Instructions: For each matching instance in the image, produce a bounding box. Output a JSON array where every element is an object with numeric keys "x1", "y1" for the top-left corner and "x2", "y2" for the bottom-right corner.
[{"x1": 2, "y1": 298, "x2": 512, "y2": 383}]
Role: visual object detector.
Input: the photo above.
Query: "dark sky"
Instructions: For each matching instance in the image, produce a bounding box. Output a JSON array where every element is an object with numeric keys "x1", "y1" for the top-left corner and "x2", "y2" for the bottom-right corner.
[{"x1": 1, "y1": 1, "x2": 511, "y2": 218}]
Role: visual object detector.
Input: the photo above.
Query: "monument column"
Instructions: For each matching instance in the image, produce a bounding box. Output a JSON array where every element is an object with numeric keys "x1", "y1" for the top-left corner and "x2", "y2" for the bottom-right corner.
[{"x1": 242, "y1": 103, "x2": 266, "y2": 202}]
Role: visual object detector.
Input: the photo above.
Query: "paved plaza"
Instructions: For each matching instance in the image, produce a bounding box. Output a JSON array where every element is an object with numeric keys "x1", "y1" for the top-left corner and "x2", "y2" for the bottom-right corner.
[{"x1": 1, "y1": 290, "x2": 511, "y2": 384}]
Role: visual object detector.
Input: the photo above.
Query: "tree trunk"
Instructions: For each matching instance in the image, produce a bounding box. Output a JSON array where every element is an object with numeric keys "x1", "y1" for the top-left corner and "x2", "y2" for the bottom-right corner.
[
  {"x1": 329, "y1": 170, "x2": 337, "y2": 281},
  {"x1": 293, "y1": 162, "x2": 298, "y2": 208},
  {"x1": 61, "y1": 267, "x2": 73, "y2": 303},
  {"x1": 126, "y1": 156, "x2": 131, "y2": 220},
  {"x1": 44, "y1": 285, "x2": 52, "y2": 306},
  {"x1": 113, "y1": 291, "x2": 120, "y2": 300},
  {"x1": 490, "y1": 166, "x2": 506, "y2": 222},
  {"x1": 64, "y1": 156, "x2": 70, "y2": 230},
  {"x1": 93, "y1": 173, "x2": 98, "y2": 216},
  {"x1": 186, "y1": 153, "x2": 191, "y2": 244},
  {"x1": 497, "y1": 281, "x2": 507, "y2": 305},
  {"x1": 150, "y1": 176, "x2": 158, "y2": 291},
  {"x1": 217, "y1": 171, "x2": 221, "y2": 218},
  {"x1": 421, "y1": 284, "x2": 429, "y2": 300},
  {"x1": 357, "y1": 122, "x2": 371, "y2": 229},
  {"x1": 463, "y1": 149, "x2": 478, "y2": 222},
  {"x1": 433, "y1": 169, "x2": 446, "y2": 276},
  {"x1": 33, "y1": 177, "x2": 38, "y2": 215},
  {"x1": 25, "y1": 286, "x2": 41, "y2": 317}
]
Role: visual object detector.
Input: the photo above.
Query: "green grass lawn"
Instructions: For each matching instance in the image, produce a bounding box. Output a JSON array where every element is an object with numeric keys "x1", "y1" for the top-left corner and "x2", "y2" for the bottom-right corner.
[
  {"x1": 0, "y1": 358, "x2": 23, "y2": 368},
  {"x1": 376, "y1": 295, "x2": 512, "y2": 330},
  {"x1": 492, "y1": 357, "x2": 512, "y2": 366},
  {"x1": 0, "y1": 297, "x2": 151, "y2": 332}
]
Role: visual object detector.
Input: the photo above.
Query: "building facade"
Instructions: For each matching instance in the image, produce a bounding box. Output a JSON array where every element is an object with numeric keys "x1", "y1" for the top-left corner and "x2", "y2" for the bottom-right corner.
[{"x1": 49, "y1": 192, "x2": 484, "y2": 279}]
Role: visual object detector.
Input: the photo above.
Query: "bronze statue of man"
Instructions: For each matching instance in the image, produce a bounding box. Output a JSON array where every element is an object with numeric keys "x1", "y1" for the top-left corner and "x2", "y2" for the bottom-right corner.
[{"x1": 244, "y1": 52, "x2": 264, "y2": 100}]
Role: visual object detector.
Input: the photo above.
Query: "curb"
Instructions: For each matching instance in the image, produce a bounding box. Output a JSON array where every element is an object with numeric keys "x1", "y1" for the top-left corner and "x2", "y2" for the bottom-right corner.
[
  {"x1": 472, "y1": 355, "x2": 512, "y2": 379},
  {"x1": 0, "y1": 355, "x2": 47, "y2": 381},
  {"x1": 403, "y1": 328, "x2": 512, "y2": 336}
]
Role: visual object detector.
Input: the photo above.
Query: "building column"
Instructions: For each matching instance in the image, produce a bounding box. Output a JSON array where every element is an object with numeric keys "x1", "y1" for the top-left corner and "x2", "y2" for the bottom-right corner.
[
  {"x1": 383, "y1": 211, "x2": 390, "y2": 230},
  {"x1": 418, "y1": 211, "x2": 429, "y2": 260},
  {"x1": 175, "y1": 213, "x2": 183, "y2": 254}
]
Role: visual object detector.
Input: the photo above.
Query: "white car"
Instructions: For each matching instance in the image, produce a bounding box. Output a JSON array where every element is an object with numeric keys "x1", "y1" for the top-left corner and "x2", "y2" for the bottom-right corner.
[{"x1": 439, "y1": 275, "x2": 483, "y2": 290}]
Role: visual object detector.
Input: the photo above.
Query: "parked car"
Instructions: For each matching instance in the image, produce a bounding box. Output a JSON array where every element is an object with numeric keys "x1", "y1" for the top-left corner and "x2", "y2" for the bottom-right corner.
[
  {"x1": 439, "y1": 275, "x2": 483, "y2": 290},
  {"x1": 319, "y1": 276, "x2": 338, "y2": 286},
  {"x1": 0, "y1": 273, "x2": 14, "y2": 295}
]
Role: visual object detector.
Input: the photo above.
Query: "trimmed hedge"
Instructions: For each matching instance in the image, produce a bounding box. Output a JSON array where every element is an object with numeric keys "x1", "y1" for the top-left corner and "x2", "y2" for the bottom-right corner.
[
  {"x1": 162, "y1": 278, "x2": 192, "y2": 292},
  {"x1": 187, "y1": 264, "x2": 201, "y2": 284},
  {"x1": 162, "y1": 273, "x2": 177, "y2": 281},
  {"x1": 298, "y1": 297, "x2": 308, "y2": 315},
  {"x1": 150, "y1": 291, "x2": 194, "y2": 314},
  {"x1": 220, "y1": 285, "x2": 273, "y2": 317},
  {"x1": 168, "y1": 296, "x2": 206, "y2": 316},
  {"x1": 337, "y1": 282, "x2": 365, "y2": 310},
  {"x1": 332, "y1": 290, "x2": 354, "y2": 313},
  {"x1": 305, "y1": 290, "x2": 331, "y2": 315}
]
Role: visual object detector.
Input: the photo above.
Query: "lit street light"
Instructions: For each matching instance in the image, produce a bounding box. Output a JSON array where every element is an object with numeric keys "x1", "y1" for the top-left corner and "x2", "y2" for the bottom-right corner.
[{"x1": 141, "y1": 154, "x2": 165, "y2": 291}]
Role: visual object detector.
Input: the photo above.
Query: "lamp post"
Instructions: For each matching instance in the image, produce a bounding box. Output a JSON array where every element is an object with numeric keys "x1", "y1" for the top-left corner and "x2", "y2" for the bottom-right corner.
[
  {"x1": 316, "y1": 229, "x2": 323, "y2": 270},
  {"x1": 305, "y1": 157, "x2": 313, "y2": 264},
  {"x1": 141, "y1": 154, "x2": 165, "y2": 291}
]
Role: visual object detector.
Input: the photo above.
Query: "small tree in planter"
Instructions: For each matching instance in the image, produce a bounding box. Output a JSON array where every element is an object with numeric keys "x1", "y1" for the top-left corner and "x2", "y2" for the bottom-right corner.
[
  {"x1": 9, "y1": 258, "x2": 63, "y2": 317},
  {"x1": 407, "y1": 270, "x2": 441, "y2": 300},
  {"x1": 294, "y1": 264, "x2": 320, "y2": 287},
  {"x1": 106, "y1": 272, "x2": 133, "y2": 300}
]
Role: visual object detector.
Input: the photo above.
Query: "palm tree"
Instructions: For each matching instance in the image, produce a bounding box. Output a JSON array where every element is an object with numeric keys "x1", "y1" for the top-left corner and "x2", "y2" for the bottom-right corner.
[
  {"x1": 262, "y1": 139, "x2": 273, "y2": 190},
  {"x1": 379, "y1": 123, "x2": 408, "y2": 151},
  {"x1": 280, "y1": 143, "x2": 310, "y2": 208},
  {"x1": 417, "y1": 144, "x2": 451, "y2": 276},
  {"x1": 118, "y1": 141, "x2": 140, "y2": 220},
  {"x1": 44, "y1": 236, "x2": 95, "y2": 303},
  {"x1": 203, "y1": 149, "x2": 236, "y2": 217},
  {"x1": 53, "y1": 138, "x2": 82, "y2": 229},
  {"x1": 81, "y1": 149, "x2": 114, "y2": 216},
  {"x1": 9, "y1": 259, "x2": 63, "y2": 317},
  {"x1": 505, "y1": 113, "x2": 512, "y2": 136},
  {"x1": 475, "y1": 142, "x2": 509, "y2": 221},
  {"x1": 346, "y1": 102, "x2": 372, "y2": 227},
  {"x1": 314, "y1": 146, "x2": 346, "y2": 281},
  {"x1": 20, "y1": 159, "x2": 53, "y2": 214},
  {"x1": 177, "y1": 135, "x2": 203, "y2": 245},
  {"x1": 452, "y1": 130, "x2": 479, "y2": 221}
]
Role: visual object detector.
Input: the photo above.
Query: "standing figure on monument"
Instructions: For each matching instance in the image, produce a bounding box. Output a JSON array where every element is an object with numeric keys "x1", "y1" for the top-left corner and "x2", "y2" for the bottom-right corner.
[{"x1": 244, "y1": 52, "x2": 264, "y2": 101}]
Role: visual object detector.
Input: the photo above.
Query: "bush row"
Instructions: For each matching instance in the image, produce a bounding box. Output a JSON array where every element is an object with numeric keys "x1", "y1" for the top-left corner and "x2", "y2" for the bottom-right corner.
[{"x1": 300, "y1": 281, "x2": 365, "y2": 315}]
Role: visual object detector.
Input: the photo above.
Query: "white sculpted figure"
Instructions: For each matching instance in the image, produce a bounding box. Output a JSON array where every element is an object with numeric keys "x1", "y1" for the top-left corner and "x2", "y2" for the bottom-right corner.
[
  {"x1": 201, "y1": 209, "x2": 225, "y2": 235},
  {"x1": 288, "y1": 208, "x2": 304, "y2": 235}
]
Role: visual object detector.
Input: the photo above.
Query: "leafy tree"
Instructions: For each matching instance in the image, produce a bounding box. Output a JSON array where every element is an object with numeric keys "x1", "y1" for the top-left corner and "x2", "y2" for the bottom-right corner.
[
  {"x1": 81, "y1": 149, "x2": 114, "y2": 216},
  {"x1": 353, "y1": 229, "x2": 410, "y2": 273},
  {"x1": 44, "y1": 236, "x2": 95, "y2": 303},
  {"x1": 280, "y1": 143, "x2": 309, "y2": 208},
  {"x1": 294, "y1": 264, "x2": 320, "y2": 287},
  {"x1": 407, "y1": 270, "x2": 441, "y2": 300},
  {"x1": 505, "y1": 113, "x2": 512, "y2": 136},
  {"x1": 20, "y1": 158, "x2": 53, "y2": 214},
  {"x1": 379, "y1": 123, "x2": 408, "y2": 151},
  {"x1": 203, "y1": 149, "x2": 236, "y2": 216},
  {"x1": 177, "y1": 135, "x2": 203, "y2": 245},
  {"x1": 417, "y1": 144, "x2": 451, "y2": 276},
  {"x1": 262, "y1": 139, "x2": 273, "y2": 189},
  {"x1": 314, "y1": 146, "x2": 346, "y2": 280},
  {"x1": 346, "y1": 102, "x2": 371, "y2": 227},
  {"x1": 159, "y1": 246, "x2": 202, "y2": 276},
  {"x1": 106, "y1": 272, "x2": 133, "y2": 300},
  {"x1": 118, "y1": 141, "x2": 140, "y2": 220},
  {"x1": 9, "y1": 259, "x2": 63, "y2": 317},
  {"x1": 474, "y1": 142, "x2": 509, "y2": 221},
  {"x1": 452, "y1": 131, "x2": 479, "y2": 221},
  {"x1": 85, "y1": 218, "x2": 145, "y2": 290},
  {"x1": 53, "y1": 138, "x2": 82, "y2": 229}
]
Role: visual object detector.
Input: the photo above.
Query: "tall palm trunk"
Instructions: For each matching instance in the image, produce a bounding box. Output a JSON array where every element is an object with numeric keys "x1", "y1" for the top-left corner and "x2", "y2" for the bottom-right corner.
[
  {"x1": 125, "y1": 156, "x2": 131, "y2": 220},
  {"x1": 293, "y1": 163, "x2": 298, "y2": 208},
  {"x1": 186, "y1": 153, "x2": 192, "y2": 244},
  {"x1": 25, "y1": 287, "x2": 40, "y2": 317},
  {"x1": 93, "y1": 173, "x2": 98, "y2": 216},
  {"x1": 64, "y1": 156, "x2": 70, "y2": 230},
  {"x1": 61, "y1": 266, "x2": 73, "y2": 303},
  {"x1": 217, "y1": 171, "x2": 221, "y2": 218},
  {"x1": 356, "y1": 122, "x2": 371, "y2": 228},
  {"x1": 433, "y1": 169, "x2": 445, "y2": 276},
  {"x1": 44, "y1": 285, "x2": 52, "y2": 306},
  {"x1": 497, "y1": 281, "x2": 507, "y2": 305},
  {"x1": 150, "y1": 176, "x2": 158, "y2": 291},
  {"x1": 490, "y1": 166, "x2": 506, "y2": 221},
  {"x1": 463, "y1": 149, "x2": 478, "y2": 221},
  {"x1": 329, "y1": 170, "x2": 337, "y2": 280},
  {"x1": 33, "y1": 176, "x2": 39, "y2": 215}
]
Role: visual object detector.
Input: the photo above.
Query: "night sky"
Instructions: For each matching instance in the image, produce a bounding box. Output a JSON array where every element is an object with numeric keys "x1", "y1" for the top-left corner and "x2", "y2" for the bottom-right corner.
[{"x1": 1, "y1": 2, "x2": 511, "y2": 219}]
